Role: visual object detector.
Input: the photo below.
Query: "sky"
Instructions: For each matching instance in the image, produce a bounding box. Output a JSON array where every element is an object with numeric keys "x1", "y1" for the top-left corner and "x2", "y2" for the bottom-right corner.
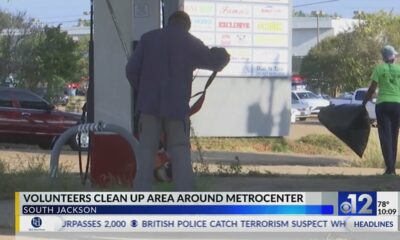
[
  {"x1": 0, "y1": 0, "x2": 399, "y2": 26},
  {"x1": 0, "y1": 0, "x2": 91, "y2": 26},
  {"x1": 295, "y1": 0, "x2": 400, "y2": 17}
]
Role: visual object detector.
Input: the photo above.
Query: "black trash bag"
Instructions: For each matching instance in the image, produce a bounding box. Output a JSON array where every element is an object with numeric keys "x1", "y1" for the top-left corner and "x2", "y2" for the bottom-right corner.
[{"x1": 318, "y1": 104, "x2": 371, "y2": 157}]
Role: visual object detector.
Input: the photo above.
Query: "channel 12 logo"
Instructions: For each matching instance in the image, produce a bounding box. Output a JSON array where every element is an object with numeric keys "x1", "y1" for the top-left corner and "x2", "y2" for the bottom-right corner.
[{"x1": 338, "y1": 192, "x2": 377, "y2": 216}]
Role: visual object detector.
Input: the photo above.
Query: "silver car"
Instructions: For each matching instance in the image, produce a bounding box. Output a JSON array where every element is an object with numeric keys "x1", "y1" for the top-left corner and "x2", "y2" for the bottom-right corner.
[
  {"x1": 291, "y1": 98, "x2": 311, "y2": 121},
  {"x1": 292, "y1": 90, "x2": 330, "y2": 114}
]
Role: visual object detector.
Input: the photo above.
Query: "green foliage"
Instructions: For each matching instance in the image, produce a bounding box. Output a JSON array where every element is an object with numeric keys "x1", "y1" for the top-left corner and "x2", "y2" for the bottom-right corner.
[
  {"x1": 38, "y1": 26, "x2": 80, "y2": 81},
  {"x1": 46, "y1": 75, "x2": 65, "y2": 102},
  {"x1": 76, "y1": 19, "x2": 91, "y2": 27},
  {"x1": 192, "y1": 137, "x2": 288, "y2": 153},
  {"x1": 28, "y1": 26, "x2": 80, "y2": 101},
  {"x1": 296, "y1": 134, "x2": 346, "y2": 153},
  {"x1": 349, "y1": 131, "x2": 384, "y2": 168},
  {"x1": 0, "y1": 11, "x2": 34, "y2": 82},
  {"x1": 76, "y1": 35, "x2": 89, "y2": 81},
  {"x1": 292, "y1": 10, "x2": 341, "y2": 18},
  {"x1": 191, "y1": 136, "x2": 347, "y2": 156},
  {"x1": 0, "y1": 10, "x2": 87, "y2": 103},
  {"x1": 216, "y1": 157, "x2": 243, "y2": 176},
  {"x1": 0, "y1": 10, "x2": 30, "y2": 30},
  {"x1": 271, "y1": 138, "x2": 289, "y2": 152},
  {"x1": 300, "y1": 12, "x2": 400, "y2": 96},
  {"x1": 0, "y1": 156, "x2": 85, "y2": 200},
  {"x1": 14, "y1": 27, "x2": 44, "y2": 89}
]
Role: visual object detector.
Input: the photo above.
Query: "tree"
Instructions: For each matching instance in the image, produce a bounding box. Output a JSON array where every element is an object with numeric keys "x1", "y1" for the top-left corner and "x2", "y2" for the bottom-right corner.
[
  {"x1": 0, "y1": 10, "x2": 35, "y2": 82},
  {"x1": 76, "y1": 35, "x2": 89, "y2": 81},
  {"x1": 292, "y1": 10, "x2": 341, "y2": 18},
  {"x1": 0, "y1": 9, "x2": 84, "y2": 102},
  {"x1": 300, "y1": 12, "x2": 400, "y2": 96},
  {"x1": 20, "y1": 25, "x2": 81, "y2": 101},
  {"x1": 13, "y1": 25, "x2": 43, "y2": 89},
  {"x1": 75, "y1": 18, "x2": 90, "y2": 27},
  {"x1": 293, "y1": 10, "x2": 307, "y2": 17}
]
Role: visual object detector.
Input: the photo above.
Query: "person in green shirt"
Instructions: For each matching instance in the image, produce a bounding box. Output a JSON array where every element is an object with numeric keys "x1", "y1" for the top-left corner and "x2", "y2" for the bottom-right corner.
[{"x1": 363, "y1": 45, "x2": 400, "y2": 175}]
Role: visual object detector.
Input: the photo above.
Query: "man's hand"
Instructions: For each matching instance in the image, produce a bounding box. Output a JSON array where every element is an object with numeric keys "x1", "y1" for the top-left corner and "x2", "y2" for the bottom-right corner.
[
  {"x1": 362, "y1": 99, "x2": 368, "y2": 106},
  {"x1": 210, "y1": 47, "x2": 230, "y2": 71}
]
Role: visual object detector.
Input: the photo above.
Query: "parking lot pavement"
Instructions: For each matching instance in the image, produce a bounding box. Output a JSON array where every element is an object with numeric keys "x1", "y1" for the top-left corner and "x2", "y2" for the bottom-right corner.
[{"x1": 288, "y1": 116, "x2": 332, "y2": 140}]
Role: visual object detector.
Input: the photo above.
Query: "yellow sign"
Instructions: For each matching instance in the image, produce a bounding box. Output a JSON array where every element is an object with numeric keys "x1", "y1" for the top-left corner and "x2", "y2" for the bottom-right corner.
[
  {"x1": 185, "y1": 1, "x2": 215, "y2": 16},
  {"x1": 254, "y1": 35, "x2": 288, "y2": 47},
  {"x1": 226, "y1": 48, "x2": 253, "y2": 62},
  {"x1": 254, "y1": 20, "x2": 287, "y2": 33}
]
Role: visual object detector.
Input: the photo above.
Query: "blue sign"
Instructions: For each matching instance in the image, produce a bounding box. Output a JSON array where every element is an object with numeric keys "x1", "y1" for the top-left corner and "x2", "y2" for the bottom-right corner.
[{"x1": 338, "y1": 192, "x2": 377, "y2": 216}]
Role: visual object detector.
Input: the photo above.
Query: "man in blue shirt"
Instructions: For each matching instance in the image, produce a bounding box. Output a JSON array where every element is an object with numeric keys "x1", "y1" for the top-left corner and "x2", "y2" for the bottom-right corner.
[{"x1": 126, "y1": 11, "x2": 230, "y2": 191}]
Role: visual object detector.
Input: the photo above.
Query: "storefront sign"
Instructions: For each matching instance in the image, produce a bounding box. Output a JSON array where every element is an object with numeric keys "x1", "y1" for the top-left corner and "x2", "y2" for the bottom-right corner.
[{"x1": 186, "y1": 0, "x2": 290, "y2": 77}]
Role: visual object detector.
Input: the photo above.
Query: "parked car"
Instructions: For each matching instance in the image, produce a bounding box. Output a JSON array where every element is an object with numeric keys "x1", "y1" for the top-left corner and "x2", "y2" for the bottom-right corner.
[
  {"x1": 0, "y1": 87, "x2": 88, "y2": 150},
  {"x1": 319, "y1": 94, "x2": 331, "y2": 100},
  {"x1": 291, "y1": 90, "x2": 330, "y2": 114},
  {"x1": 291, "y1": 97, "x2": 311, "y2": 121},
  {"x1": 330, "y1": 87, "x2": 376, "y2": 121}
]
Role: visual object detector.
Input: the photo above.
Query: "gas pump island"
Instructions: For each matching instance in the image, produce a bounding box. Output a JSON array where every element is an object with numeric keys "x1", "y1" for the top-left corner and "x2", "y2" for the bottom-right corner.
[{"x1": 51, "y1": 0, "x2": 292, "y2": 185}]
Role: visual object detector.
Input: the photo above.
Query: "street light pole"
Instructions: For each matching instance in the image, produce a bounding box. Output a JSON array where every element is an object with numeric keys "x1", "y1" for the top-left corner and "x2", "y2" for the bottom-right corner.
[
  {"x1": 317, "y1": 13, "x2": 320, "y2": 44},
  {"x1": 312, "y1": 10, "x2": 323, "y2": 45},
  {"x1": 311, "y1": 10, "x2": 324, "y2": 93},
  {"x1": 353, "y1": 10, "x2": 364, "y2": 29}
]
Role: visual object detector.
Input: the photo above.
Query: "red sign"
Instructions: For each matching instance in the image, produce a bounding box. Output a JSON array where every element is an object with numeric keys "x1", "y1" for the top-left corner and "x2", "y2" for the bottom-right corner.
[{"x1": 218, "y1": 21, "x2": 250, "y2": 29}]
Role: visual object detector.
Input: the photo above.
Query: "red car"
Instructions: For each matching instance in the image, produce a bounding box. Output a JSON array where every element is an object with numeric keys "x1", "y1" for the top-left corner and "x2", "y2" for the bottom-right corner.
[{"x1": 0, "y1": 87, "x2": 88, "y2": 150}]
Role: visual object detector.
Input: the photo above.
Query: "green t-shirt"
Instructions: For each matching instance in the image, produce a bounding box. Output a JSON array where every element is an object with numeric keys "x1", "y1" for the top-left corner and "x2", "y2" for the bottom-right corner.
[{"x1": 371, "y1": 63, "x2": 400, "y2": 103}]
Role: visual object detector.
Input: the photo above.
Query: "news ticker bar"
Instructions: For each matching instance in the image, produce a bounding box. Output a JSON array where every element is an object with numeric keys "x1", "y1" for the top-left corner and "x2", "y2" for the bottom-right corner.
[
  {"x1": 15, "y1": 192, "x2": 400, "y2": 233},
  {"x1": 17, "y1": 216, "x2": 399, "y2": 232}
]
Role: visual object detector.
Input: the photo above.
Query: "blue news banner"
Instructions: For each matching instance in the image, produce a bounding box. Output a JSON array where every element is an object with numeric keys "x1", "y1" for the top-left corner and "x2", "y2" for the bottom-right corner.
[{"x1": 15, "y1": 192, "x2": 399, "y2": 233}]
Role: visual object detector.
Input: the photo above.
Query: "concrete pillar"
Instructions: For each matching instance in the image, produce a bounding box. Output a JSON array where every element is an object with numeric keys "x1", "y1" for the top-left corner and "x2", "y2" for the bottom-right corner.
[
  {"x1": 94, "y1": 0, "x2": 134, "y2": 131},
  {"x1": 93, "y1": 0, "x2": 161, "y2": 131}
]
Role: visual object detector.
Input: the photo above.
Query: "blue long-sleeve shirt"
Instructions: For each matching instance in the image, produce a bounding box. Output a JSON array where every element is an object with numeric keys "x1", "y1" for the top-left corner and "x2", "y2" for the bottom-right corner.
[{"x1": 126, "y1": 24, "x2": 230, "y2": 120}]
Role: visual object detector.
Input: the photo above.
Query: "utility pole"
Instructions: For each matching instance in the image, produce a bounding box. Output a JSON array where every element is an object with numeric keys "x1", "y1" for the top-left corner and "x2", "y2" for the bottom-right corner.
[
  {"x1": 311, "y1": 10, "x2": 323, "y2": 45},
  {"x1": 311, "y1": 10, "x2": 324, "y2": 93},
  {"x1": 353, "y1": 10, "x2": 365, "y2": 30}
]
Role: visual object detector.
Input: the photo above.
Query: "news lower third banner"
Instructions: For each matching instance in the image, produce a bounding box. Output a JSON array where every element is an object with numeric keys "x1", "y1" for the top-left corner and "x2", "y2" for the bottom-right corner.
[{"x1": 15, "y1": 192, "x2": 399, "y2": 233}]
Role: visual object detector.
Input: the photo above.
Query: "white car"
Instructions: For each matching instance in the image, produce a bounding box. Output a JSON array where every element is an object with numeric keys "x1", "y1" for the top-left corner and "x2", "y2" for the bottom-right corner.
[
  {"x1": 291, "y1": 98, "x2": 311, "y2": 121},
  {"x1": 330, "y1": 88, "x2": 376, "y2": 121},
  {"x1": 292, "y1": 90, "x2": 330, "y2": 114}
]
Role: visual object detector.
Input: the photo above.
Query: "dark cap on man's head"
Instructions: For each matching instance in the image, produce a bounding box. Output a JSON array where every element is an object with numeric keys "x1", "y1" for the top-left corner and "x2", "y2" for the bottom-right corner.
[
  {"x1": 168, "y1": 11, "x2": 191, "y2": 31},
  {"x1": 381, "y1": 45, "x2": 398, "y2": 62}
]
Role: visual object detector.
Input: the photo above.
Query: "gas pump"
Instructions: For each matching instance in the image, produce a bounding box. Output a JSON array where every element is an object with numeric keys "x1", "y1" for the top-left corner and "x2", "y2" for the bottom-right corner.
[{"x1": 87, "y1": 0, "x2": 183, "y2": 186}]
